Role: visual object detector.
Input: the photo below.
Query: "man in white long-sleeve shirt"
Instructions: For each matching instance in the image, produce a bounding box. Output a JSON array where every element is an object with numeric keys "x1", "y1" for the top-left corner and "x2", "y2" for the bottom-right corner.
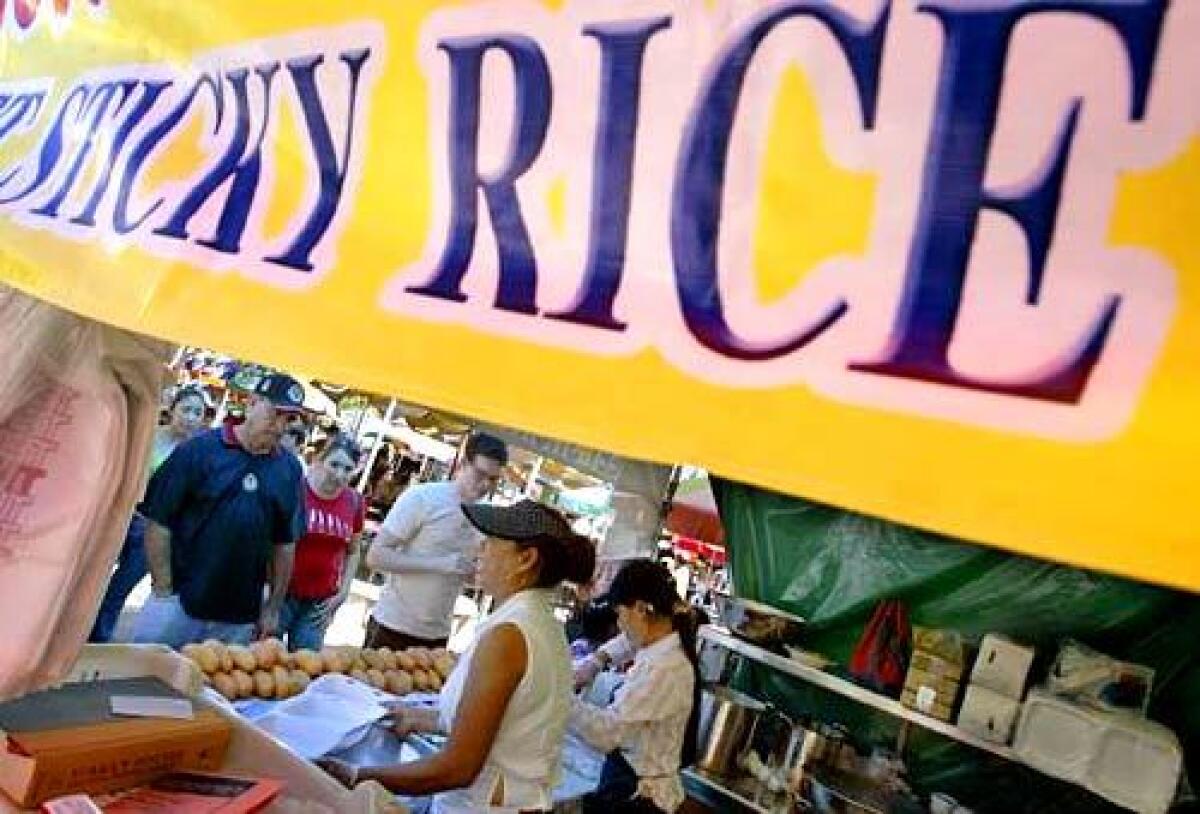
[{"x1": 363, "y1": 433, "x2": 508, "y2": 650}]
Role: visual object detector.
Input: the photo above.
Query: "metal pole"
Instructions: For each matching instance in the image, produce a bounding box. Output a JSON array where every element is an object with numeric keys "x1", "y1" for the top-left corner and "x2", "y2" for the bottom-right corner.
[
  {"x1": 357, "y1": 398, "x2": 397, "y2": 492},
  {"x1": 351, "y1": 398, "x2": 368, "y2": 442},
  {"x1": 525, "y1": 455, "x2": 544, "y2": 497},
  {"x1": 212, "y1": 388, "x2": 231, "y2": 427}
]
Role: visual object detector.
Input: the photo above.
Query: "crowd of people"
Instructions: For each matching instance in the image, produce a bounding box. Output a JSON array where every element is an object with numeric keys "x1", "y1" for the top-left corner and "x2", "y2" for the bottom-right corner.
[{"x1": 90, "y1": 371, "x2": 704, "y2": 813}]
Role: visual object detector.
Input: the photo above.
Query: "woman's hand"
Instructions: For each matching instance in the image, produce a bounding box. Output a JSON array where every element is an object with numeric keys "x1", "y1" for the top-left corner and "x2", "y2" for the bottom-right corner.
[
  {"x1": 573, "y1": 654, "x2": 603, "y2": 691},
  {"x1": 386, "y1": 705, "x2": 440, "y2": 738},
  {"x1": 316, "y1": 756, "x2": 359, "y2": 788}
]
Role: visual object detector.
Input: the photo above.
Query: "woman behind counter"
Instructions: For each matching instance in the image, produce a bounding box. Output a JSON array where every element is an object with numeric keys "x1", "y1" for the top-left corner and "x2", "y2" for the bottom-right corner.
[
  {"x1": 320, "y1": 499, "x2": 596, "y2": 813},
  {"x1": 570, "y1": 559, "x2": 702, "y2": 814}
]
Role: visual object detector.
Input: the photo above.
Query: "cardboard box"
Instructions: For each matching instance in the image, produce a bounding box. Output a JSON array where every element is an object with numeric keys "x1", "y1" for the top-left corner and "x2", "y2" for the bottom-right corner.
[
  {"x1": 970, "y1": 635, "x2": 1035, "y2": 699},
  {"x1": 902, "y1": 646, "x2": 964, "y2": 722},
  {"x1": 0, "y1": 678, "x2": 231, "y2": 807},
  {"x1": 24, "y1": 646, "x2": 386, "y2": 814},
  {"x1": 902, "y1": 686, "x2": 955, "y2": 721},
  {"x1": 912, "y1": 628, "x2": 968, "y2": 668},
  {"x1": 957, "y1": 684, "x2": 1021, "y2": 744},
  {"x1": 904, "y1": 667, "x2": 961, "y2": 697},
  {"x1": 909, "y1": 651, "x2": 965, "y2": 681},
  {"x1": 0, "y1": 709, "x2": 231, "y2": 806}
]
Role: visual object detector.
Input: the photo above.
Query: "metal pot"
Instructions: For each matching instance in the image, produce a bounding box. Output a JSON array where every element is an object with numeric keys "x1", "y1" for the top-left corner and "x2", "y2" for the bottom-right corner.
[
  {"x1": 781, "y1": 723, "x2": 831, "y2": 793},
  {"x1": 695, "y1": 684, "x2": 767, "y2": 775}
]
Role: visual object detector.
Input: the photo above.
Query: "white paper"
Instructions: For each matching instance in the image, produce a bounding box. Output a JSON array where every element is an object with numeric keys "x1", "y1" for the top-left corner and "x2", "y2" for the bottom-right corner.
[
  {"x1": 253, "y1": 674, "x2": 392, "y2": 759},
  {"x1": 916, "y1": 685, "x2": 938, "y2": 713},
  {"x1": 110, "y1": 694, "x2": 194, "y2": 719}
]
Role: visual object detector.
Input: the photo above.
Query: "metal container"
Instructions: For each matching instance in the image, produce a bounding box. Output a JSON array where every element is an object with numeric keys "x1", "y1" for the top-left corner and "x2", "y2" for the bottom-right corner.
[
  {"x1": 781, "y1": 724, "x2": 831, "y2": 793},
  {"x1": 695, "y1": 684, "x2": 767, "y2": 775}
]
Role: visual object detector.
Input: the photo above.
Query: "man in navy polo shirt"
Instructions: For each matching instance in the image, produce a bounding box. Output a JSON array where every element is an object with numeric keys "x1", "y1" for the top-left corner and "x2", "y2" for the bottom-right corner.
[{"x1": 131, "y1": 373, "x2": 307, "y2": 648}]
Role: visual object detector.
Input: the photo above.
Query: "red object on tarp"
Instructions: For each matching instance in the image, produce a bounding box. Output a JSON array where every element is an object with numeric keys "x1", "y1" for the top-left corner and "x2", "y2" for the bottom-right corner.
[
  {"x1": 848, "y1": 600, "x2": 912, "y2": 698},
  {"x1": 673, "y1": 535, "x2": 727, "y2": 565},
  {"x1": 666, "y1": 501, "x2": 725, "y2": 546}
]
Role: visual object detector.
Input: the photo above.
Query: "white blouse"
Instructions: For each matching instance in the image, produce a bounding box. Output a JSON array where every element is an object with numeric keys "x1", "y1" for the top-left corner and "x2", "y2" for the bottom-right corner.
[
  {"x1": 570, "y1": 633, "x2": 696, "y2": 812},
  {"x1": 436, "y1": 589, "x2": 572, "y2": 813}
]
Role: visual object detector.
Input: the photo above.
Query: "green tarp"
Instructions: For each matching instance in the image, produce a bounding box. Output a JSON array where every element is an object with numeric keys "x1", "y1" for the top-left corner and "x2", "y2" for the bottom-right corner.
[{"x1": 713, "y1": 478, "x2": 1200, "y2": 813}]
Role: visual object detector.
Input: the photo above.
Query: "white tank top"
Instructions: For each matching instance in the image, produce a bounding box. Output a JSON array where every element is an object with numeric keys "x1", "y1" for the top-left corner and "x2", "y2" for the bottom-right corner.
[{"x1": 434, "y1": 588, "x2": 571, "y2": 813}]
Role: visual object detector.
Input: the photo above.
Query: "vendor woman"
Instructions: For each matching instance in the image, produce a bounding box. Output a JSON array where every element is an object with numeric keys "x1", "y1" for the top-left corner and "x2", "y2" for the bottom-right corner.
[
  {"x1": 319, "y1": 500, "x2": 596, "y2": 813},
  {"x1": 569, "y1": 560, "x2": 702, "y2": 814}
]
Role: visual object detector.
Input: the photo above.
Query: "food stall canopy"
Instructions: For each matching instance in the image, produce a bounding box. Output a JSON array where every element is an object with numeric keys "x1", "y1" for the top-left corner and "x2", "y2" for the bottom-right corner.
[
  {"x1": 355, "y1": 416, "x2": 458, "y2": 464},
  {"x1": 715, "y1": 478, "x2": 1200, "y2": 810},
  {"x1": 0, "y1": 1, "x2": 1196, "y2": 591}
]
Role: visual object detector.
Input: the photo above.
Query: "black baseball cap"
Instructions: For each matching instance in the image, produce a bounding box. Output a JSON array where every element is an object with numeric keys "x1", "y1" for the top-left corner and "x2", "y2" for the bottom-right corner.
[
  {"x1": 462, "y1": 499, "x2": 573, "y2": 541},
  {"x1": 253, "y1": 372, "x2": 306, "y2": 414}
]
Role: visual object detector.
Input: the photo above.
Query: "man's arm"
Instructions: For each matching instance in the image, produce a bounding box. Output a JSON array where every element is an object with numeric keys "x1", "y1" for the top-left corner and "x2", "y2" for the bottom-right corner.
[
  {"x1": 139, "y1": 438, "x2": 201, "y2": 598},
  {"x1": 144, "y1": 520, "x2": 174, "y2": 597},
  {"x1": 262, "y1": 462, "x2": 304, "y2": 636},
  {"x1": 364, "y1": 490, "x2": 471, "y2": 576},
  {"x1": 365, "y1": 529, "x2": 470, "y2": 576},
  {"x1": 259, "y1": 543, "x2": 295, "y2": 637}
]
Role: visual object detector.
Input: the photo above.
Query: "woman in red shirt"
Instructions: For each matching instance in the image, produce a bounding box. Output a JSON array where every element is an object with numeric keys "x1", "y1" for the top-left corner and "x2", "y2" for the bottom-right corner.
[{"x1": 279, "y1": 437, "x2": 365, "y2": 651}]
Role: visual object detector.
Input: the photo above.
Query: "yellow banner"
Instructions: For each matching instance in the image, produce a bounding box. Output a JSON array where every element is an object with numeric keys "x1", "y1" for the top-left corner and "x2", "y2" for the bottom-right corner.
[{"x1": 0, "y1": 1, "x2": 1196, "y2": 590}]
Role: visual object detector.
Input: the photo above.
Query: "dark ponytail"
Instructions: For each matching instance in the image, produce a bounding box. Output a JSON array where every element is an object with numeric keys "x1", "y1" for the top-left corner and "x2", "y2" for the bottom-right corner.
[
  {"x1": 526, "y1": 530, "x2": 597, "y2": 588},
  {"x1": 671, "y1": 602, "x2": 704, "y2": 766}
]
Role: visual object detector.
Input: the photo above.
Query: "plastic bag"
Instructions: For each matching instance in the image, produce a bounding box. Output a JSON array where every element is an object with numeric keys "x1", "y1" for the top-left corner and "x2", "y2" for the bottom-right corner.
[
  {"x1": 0, "y1": 285, "x2": 168, "y2": 700},
  {"x1": 849, "y1": 600, "x2": 911, "y2": 697},
  {"x1": 1048, "y1": 639, "x2": 1155, "y2": 716}
]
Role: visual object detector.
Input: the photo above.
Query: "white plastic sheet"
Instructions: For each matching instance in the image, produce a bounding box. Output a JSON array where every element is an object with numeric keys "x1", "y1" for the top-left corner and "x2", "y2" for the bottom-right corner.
[{"x1": 252, "y1": 674, "x2": 394, "y2": 760}]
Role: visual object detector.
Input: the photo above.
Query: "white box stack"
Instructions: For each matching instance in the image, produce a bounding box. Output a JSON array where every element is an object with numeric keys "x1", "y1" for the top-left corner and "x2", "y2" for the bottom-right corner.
[
  {"x1": 957, "y1": 684, "x2": 1021, "y2": 745},
  {"x1": 970, "y1": 635, "x2": 1035, "y2": 699},
  {"x1": 955, "y1": 634, "x2": 1034, "y2": 746},
  {"x1": 1015, "y1": 690, "x2": 1182, "y2": 813}
]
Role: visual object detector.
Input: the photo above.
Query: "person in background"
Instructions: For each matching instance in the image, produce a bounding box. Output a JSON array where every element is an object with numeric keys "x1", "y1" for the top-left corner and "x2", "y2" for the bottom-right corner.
[
  {"x1": 280, "y1": 414, "x2": 310, "y2": 470},
  {"x1": 363, "y1": 432, "x2": 508, "y2": 650},
  {"x1": 279, "y1": 437, "x2": 366, "y2": 651},
  {"x1": 89, "y1": 386, "x2": 209, "y2": 643},
  {"x1": 568, "y1": 601, "x2": 620, "y2": 662},
  {"x1": 131, "y1": 373, "x2": 307, "y2": 647},
  {"x1": 569, "y1": 560, "x2": 702, "y2": 814},
  {"x1": 670, "y1": 554, "x2": 692, "y2": 603},
  {"x1": 319, "y1": 500, "x2": 596, "y2": 813}
]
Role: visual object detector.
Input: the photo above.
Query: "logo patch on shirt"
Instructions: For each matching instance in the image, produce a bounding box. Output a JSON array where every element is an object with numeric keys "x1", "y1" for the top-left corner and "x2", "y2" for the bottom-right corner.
[{"x1": 243, "y1": 473, "x2": 259, "y2": 492}]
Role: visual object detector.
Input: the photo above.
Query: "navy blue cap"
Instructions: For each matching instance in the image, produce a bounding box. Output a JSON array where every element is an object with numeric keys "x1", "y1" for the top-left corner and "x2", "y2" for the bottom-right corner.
[{"x1": 253, "y1": 373, "x2": 306, "y2": 413}]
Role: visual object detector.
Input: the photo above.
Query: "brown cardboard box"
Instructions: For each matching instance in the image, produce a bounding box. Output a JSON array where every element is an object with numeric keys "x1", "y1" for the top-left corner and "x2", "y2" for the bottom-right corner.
[
  {"x1": 909, "y1": 651, "x2": 965, "y2": 681},
  {"x1": 901, "y1": 686, "x2": 955, "y2": 722},
  {"x1": 0, "y1": 708, "x2": 231, "y2": 806},
  {"x1": 903, "y1": 667, "x2": 961, "y2": 697},
  {"x1": 902, "y1": 650, "x2": 963, "y2": 722}
]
